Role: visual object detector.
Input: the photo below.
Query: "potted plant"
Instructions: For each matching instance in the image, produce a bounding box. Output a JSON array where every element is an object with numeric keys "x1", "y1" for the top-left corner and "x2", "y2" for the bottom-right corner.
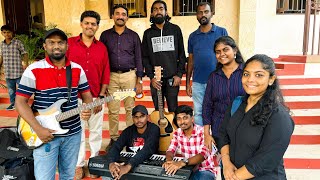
[{"x1": 15, "y1": 28, "x2": 45, "y2": 68}]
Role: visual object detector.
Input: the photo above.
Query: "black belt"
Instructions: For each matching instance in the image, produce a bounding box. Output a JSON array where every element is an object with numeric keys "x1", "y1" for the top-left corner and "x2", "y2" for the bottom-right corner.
[{"x1": 111, "y1": 68, "x2": 135, "y2": 73}]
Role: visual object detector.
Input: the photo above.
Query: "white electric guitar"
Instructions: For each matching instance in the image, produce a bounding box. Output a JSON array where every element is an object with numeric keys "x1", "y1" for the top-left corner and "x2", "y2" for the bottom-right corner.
[{"x1": 17, "y1": 89, "x2": 136, "y2": 149}]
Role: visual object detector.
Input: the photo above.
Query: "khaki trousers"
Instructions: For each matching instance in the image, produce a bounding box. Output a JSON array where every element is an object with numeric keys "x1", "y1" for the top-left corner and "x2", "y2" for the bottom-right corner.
[{"x1": 108, "y1": 70, "x2": 136, "y2": 140}]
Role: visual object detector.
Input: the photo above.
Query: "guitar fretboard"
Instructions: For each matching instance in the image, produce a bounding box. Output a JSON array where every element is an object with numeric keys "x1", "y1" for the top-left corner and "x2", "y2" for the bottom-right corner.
[
  {"x1": 55, "y1": 96, "x2": 113, "y2": 121},
  {"x1": 157, "y1": 90, "x2": 165, "y2": 119}
]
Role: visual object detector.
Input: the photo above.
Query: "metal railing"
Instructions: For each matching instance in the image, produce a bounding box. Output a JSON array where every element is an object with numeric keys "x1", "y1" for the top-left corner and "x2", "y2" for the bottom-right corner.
[{"x1": 303, "y1": 0, "x2": 320, "y2": 55}]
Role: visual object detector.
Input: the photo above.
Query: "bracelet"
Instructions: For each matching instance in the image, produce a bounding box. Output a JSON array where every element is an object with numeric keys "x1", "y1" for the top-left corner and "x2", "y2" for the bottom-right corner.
[{"x1": 221, "y1": 153, "x2": 230, "y2": 159}]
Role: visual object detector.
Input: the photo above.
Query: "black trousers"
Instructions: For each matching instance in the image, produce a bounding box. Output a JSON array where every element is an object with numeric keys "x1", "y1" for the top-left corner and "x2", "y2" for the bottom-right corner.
[{"x1": 150, "y1": 77, "x2": 179, "y2": 113}]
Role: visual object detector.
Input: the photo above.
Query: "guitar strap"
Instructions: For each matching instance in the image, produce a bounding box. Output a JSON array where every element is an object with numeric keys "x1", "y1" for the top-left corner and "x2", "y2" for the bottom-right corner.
[{"x1": 66, "y1": 65, "x2": 72, "y2": 103}]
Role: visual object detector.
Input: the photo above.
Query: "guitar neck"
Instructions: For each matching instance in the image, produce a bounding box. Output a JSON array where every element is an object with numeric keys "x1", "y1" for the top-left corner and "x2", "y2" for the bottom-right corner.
[
  {"x1": 156, "y1": 88, "x2": 165, "y2": 119},
  {"x1": 56, "y1": 96, "x2": 113, "y2": 121}
]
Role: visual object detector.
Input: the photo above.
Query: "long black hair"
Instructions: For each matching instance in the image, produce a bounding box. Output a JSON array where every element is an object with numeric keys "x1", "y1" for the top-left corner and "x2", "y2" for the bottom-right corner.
[
  {"x1": 213, "y1": 36, "x2": 244, "y2": 72},
  {"x1": 244, "y1": 54, "x2": 288, "y2": 126}
]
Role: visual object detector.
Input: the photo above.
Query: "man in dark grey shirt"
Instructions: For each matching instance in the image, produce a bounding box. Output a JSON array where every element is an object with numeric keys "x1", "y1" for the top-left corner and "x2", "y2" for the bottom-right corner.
[{"x1": 106, "y1": 105, "x2": 160, "y2": 180}]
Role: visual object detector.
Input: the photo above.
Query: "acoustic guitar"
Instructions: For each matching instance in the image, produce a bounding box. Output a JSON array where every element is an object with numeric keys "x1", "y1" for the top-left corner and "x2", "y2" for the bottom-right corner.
[
  {"x1": 17, "y1": 89, "x2": 136, "y2": 149},
  {"x1": 150, "y1": 66, "x2": 175, "y2": 154}
]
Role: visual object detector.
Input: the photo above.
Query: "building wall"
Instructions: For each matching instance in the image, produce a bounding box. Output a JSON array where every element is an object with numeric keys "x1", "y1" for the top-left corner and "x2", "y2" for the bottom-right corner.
[
  {"x1": 0, "y1": 0, "x2": 316, "y2": 58},
  {"x1": 254, "y1": 0, "x2": 320, "y2": 57},
  {"x1": 238, "y1": 0, "x2": 257, "y2": 60},
  {"x1": 43, "y1": 0, "x2": 239, "y2": 57}
]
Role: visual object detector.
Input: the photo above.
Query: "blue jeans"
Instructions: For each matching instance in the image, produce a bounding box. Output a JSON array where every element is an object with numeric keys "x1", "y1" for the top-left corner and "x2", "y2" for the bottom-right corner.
[
  {"x1": 192, "y1": 82, "x2": 207, "y2": 126},
  {"x1": 5, "y1": 77, "x2": 21, "y2": 104},
  {"x1": 191, "y1": 170, "x2": 216, "y2": 180},
  {"x1": 33, "y1": 132, "x2": 81, "y2": 180}
]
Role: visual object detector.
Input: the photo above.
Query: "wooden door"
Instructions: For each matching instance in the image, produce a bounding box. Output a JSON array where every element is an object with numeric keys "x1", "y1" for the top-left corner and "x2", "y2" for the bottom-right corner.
[{"x1": 3, "y1": 0, "x2": 31, "y2": 35}]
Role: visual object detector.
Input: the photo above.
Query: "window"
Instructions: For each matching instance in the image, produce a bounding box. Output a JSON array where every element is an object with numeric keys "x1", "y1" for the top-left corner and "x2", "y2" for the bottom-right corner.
[
  {"x1": 276, "y1": 0, "x2": 306, "y2": 13},
  {"x1": 173, "y1": 0, "x2": 215, "y2": 16},
  {"x1": 109, "y1": 0, "x2": 146, "y2": 18}
]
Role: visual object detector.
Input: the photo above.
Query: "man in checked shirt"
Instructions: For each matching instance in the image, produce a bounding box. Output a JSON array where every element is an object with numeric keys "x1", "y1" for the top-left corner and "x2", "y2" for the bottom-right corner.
[
  {"x1": 162, "y1": 105, "x2": 218, "y2": 180},
  {"x1": 0, "y1": 25, "x2": 28, "y2": 111}
]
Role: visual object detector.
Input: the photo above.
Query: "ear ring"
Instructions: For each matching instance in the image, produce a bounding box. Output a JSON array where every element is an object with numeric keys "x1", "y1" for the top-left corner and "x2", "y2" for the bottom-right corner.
[{"x1": 234, "y1": 54, "x2": 236, "y2": 59}]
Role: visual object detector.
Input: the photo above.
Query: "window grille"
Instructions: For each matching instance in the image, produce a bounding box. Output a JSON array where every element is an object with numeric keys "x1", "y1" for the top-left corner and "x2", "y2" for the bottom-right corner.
[
  {"x1": 173, "y1": 0, "x2": 215, "y2": 16},
  {"x1": 109, "y1": 0, "x2": 146, "y2": 18},
  {"x1": 277, "y1": 0, "x2": 306, "y2": 13}
]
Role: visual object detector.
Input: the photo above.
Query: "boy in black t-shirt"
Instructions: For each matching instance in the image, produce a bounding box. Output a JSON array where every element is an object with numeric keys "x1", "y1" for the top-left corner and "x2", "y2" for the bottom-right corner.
[{"x1": 107, "y1": 105, "x2": 160, "y2": 179}]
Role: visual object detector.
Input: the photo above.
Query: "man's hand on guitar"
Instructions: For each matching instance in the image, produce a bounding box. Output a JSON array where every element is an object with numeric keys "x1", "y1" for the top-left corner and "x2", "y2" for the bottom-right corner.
[
  {"x1": 36, "y1": 127, "x2": 55, "y2": 143},
  {"x1": 80, "y1": 107, "x2": 91, "y2": 121},
  {"x1": 151, "y1": 78, "x2": 162, "y2": 90},
  {"x1": 93, "y1": 105, "x2": 102, "y2": 114},
  {"x1": 135, "y1": 82, "x2": 143, "y2": 95},
  {"x1": 172, "y1": 76, "x2": 181, "y2": 86}
]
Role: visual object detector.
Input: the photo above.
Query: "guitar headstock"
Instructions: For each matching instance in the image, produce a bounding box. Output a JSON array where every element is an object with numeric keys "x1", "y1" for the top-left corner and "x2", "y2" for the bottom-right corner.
[
  {"x1": 154, "y1": 66, "x2": 163, "y2": 82},
  {"x1": 113, "y1": 89, "x2": 136, "y2": 101}
]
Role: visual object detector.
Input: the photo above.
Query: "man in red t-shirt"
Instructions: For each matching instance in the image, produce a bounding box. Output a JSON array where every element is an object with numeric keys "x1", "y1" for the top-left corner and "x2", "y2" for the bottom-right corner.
[{"x1": 66, "y1": 10, "x2": 110, "y2": 179}]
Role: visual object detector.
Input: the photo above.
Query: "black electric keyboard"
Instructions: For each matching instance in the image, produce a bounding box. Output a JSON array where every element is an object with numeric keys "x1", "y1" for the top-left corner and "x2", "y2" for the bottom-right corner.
[{"x1": 88, "y1": 152, "x2": 193, "y2": 180}]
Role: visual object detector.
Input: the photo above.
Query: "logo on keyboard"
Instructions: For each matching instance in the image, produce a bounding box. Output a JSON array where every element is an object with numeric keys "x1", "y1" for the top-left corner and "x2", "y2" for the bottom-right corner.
[{"x1": 89, "y1": 162, "x2": 105, "y2": 169}]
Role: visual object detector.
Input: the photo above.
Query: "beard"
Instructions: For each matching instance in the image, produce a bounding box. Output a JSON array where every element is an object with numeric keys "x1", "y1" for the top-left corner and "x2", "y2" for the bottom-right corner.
[
  {"x1": 198, "y1": 17, "x2": 210, "y2": 25},
  {"x1": 48, "y1": 51, "x2": 65, "y2": 61},
  {"x1": 153, "y1": 15, "x2": 165, "y2": 24}
]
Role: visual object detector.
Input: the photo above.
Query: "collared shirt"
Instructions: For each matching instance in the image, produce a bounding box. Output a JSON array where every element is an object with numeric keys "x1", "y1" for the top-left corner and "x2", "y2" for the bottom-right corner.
[
  {"x1": 16, "y1": 57, "x2": 90, "y2": 136},
  {"x1": 202, "y1": 64, "x2": 246, "y2": 137},
  {"x1": 167, "y1": 124, "x2": 217, "y2": 174},
  {"x1": 0, "y1": 38, "x2": 27, "y2": 79},
  {"x1": 66, "y1": 34, "x2": 110, "y2": 97},
  {"x1": 99, "y1": 26, "x2": 143, "y2": 77},
  {"x1": 220, "y1": 101, "x2": 294, "y2": 178},
  {"x1": 188, "y1": 24, "x2": 228, "y2": 84}
]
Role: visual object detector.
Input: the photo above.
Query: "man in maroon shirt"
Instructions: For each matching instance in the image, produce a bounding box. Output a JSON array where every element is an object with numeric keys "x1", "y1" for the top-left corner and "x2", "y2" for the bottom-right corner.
[
  {"x1": 66, "y1": 10, "x2": 110, "y2": 179},
  {"x1": 100, "y1": 5, "x2": 143, "y2": 152}
]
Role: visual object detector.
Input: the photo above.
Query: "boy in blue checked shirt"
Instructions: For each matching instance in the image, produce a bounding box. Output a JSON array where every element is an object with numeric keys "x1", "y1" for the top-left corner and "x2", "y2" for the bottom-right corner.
[{"x1": 0, "y1": 25, "x2": 28, "y2": 110}]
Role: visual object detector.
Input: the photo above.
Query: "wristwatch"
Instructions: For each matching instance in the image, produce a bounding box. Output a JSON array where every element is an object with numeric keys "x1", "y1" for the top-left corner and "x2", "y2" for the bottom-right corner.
[
  {"x1": 99, "y1": 95, "x2": 105, "y2": 99},
  {"x1": 182, "y1": 158, "x2": 188, "y2": 166}
]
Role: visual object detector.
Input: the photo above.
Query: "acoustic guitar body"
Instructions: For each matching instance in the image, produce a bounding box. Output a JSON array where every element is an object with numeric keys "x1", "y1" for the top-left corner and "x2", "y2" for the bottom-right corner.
[{"x1": 150, "y1": 109, "x2": 175, "y2": 154}]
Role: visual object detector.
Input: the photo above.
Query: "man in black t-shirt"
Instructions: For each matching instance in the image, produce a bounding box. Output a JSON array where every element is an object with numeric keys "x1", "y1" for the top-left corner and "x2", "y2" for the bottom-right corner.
[{"x1": 106, "y1": 105, "x2": 160, "y2": 179}]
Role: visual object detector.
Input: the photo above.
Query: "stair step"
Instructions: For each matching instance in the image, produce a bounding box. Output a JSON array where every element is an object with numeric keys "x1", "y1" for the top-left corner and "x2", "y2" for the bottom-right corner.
[
  {"x1": 277, "y1": 55, "x2": 307, "y2": 63},
  {"x1": 290, "y1": 135, "x2": 320, "y2": 145},
  {"x1": 280, "y1": 78, "x2": 320, "y2": 85},
  {"x1": 284, "y1": 159, "x2": 320, "y2": 169},
  {"x1": 276, "y1": 62, "x2": 305, "y2": 75}
]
